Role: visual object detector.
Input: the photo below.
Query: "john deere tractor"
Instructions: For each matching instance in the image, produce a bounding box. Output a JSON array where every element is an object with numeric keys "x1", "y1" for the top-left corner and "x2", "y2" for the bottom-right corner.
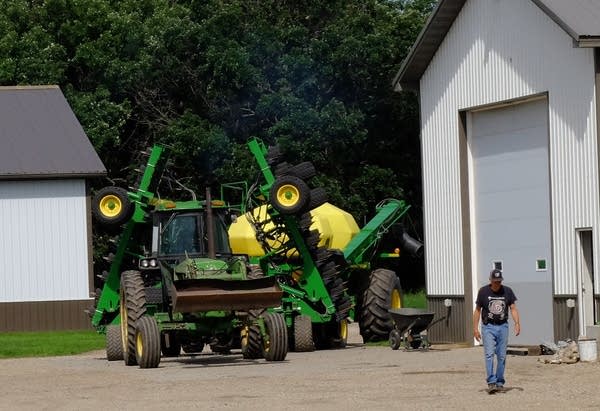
[{"x1": 91, "y1": 146, "x2": 288, "y2": 368}]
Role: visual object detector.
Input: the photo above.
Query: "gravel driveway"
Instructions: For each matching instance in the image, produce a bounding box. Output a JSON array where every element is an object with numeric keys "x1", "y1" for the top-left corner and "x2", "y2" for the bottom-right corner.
[{"x1": 0, "y1": 324, "x2": 598, "y2": 410}]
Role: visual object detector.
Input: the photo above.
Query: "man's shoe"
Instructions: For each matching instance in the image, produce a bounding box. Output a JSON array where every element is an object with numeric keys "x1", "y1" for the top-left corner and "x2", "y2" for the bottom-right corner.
[
  {"x1": 495, "y1": 385, "x2": 505, "y2": 392},
  {"x1": 487, "y1": 384, "x2": 497, "y2": 394}
]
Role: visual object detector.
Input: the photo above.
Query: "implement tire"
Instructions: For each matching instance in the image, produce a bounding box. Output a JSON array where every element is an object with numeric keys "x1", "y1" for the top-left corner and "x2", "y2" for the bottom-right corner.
[
  {"x1": 262, "y1": 312, "x2": 288, "y2": 361},
  {"x1": 120, "y1": 270, "x2": 146, "y2": 366},
  {"x1": 359, "y1": 269, "x2": 403, "y2": 342},
  {"x1": 106, "y1": 325, "x2": 123, "y2": 361},
  {"x1": 241, "y1": 324, "x2": 263, "y2": 359},
  {"x1": 293, "y1": 315, "x2": 315, "y2": 352},
  {"x1": 92, "y1": 186, "x2": 133, "y2": 226},
  {"x1": 269, "y1": 175, "x2": 310, "y2": 215},
  {"x1": 135, "y1": 316, "x2": 161, "y2": 369}
]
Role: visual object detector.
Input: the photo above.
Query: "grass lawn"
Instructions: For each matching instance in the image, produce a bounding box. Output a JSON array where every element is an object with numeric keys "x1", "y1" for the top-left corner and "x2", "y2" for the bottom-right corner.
[
  {"x1": 0, "y1": 330, "x2": 105, "y2": 359},
  {"x1": 403, "y1": 289, "x2": 427, "y2": 309}
]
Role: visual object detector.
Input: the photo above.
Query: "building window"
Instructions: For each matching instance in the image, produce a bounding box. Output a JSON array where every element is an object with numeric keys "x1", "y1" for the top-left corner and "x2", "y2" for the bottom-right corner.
[{"x1": 536, "y1": 259, "x2": 547, "y2": 271}]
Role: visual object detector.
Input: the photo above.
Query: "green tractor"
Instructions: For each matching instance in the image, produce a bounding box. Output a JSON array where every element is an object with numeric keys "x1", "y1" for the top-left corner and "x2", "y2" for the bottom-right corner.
[
  {"x1": 228, "y1": 137, "x2": 423, "y2": 349},
  {"x1": 91, "y1": 147, "x2": 288, "y2": 368}
]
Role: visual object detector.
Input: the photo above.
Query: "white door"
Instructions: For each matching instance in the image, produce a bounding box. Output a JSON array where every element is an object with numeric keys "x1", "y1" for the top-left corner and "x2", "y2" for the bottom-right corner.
[{"x1": 470, "y1": 98, "x2": 553, "y2": 345}]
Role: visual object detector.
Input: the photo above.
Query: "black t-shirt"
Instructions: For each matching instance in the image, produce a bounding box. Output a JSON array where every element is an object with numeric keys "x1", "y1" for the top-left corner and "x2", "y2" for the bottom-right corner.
[{"x1": 476, "y1": 284, "x2": 517, "y2": 325}]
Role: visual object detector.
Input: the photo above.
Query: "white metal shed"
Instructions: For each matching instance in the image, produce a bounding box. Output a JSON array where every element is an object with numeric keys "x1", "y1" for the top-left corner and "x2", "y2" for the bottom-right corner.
[
  {"x1": 0, "y1": 86, "x2": 106, "y2": 331},
  {"x1": 394, "y1": 0, "x2": 600, "y2": 344}
]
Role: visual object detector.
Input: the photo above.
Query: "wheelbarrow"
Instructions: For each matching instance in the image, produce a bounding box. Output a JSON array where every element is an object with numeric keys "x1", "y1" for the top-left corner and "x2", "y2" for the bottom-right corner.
[{"x1": 388, "y1": 308, "x2": 435, "y2": 350}]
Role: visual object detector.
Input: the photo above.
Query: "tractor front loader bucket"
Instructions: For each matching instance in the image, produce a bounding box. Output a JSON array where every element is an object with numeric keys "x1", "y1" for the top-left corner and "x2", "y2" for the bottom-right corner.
[{"x1": 172, "y1": 277, "x2": 284, "y2": 313}]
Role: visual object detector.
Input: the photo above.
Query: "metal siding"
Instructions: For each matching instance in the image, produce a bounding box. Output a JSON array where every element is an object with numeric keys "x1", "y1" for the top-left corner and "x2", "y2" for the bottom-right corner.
[
  {"x1": 419, "y1": 0, "x2": 597, "y2": 296},
  {"x1": 553, "y1": 296, "x2": 580, "y2": 341},
  {"x1": 0, "y1": 180, "x2": 90, "y2": 302},
  {"x1": 0, "y1": 300, "x2": 93, "y2": 331},
  {"x1": 427, "y1": 296, "x2": 467, "y2": 343}
]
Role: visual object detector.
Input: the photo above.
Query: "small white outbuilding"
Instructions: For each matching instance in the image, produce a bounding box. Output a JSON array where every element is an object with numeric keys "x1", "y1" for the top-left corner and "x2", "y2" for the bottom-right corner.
[
  {"x1": 394, "y1": 0, "x2": 600, "y2": 344},
  {"x1": 0, "y1": 86, "x2": 106, "y2": 331}
]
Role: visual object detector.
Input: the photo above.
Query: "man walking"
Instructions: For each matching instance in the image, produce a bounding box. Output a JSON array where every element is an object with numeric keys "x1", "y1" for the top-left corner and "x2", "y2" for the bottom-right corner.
[{"x1": 473, "y1": 269, "x2": 521, "y2": 394}]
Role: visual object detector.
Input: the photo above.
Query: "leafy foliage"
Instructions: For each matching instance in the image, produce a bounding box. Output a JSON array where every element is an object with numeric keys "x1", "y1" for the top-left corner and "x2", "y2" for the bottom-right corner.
[{"x1": 0, "y1": 0, "x2": 434, "y2": 285}]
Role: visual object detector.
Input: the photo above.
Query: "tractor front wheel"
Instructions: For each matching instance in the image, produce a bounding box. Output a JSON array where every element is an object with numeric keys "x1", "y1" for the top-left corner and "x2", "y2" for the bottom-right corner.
[
  {"x1": 262, "y1": 312, "x2": 288, "y2": 361},
  {"x1": 135, "y1": 316, "x2": 161, "y2": 369}
]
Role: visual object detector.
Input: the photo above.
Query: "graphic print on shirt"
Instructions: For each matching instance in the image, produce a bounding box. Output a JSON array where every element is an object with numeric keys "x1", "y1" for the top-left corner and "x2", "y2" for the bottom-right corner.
[{"x1": 487, "y1": 297, "x2": 506, "y2": 322}]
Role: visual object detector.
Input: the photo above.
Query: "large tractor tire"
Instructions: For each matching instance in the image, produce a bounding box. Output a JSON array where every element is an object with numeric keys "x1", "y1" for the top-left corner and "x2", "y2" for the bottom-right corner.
[
  {"x1": 293, "y1": 315, "x2": 315, "y2": 352},
  {"x1": 262, "y1": 312, "x2": 288, "y2": 361},
  {"x1": 135, "y1": 316, "x2": 161, "y2": 369},
  {"x1": 359, "y1": 268, "x2": 403, "y2": 342},
  {"x1": 92, "y1": 186, "x2": 134, "y2": 226},
  {"x1": 120, "y1": 270, "x2": 146, "y2": 366},
  {"x1": 160, "y1": 332, "x2": 181, "y2": 357},
  {"x1": 269, "y1": 175, "x2": 310, "y2": 215},
  {"x1": 106, "y1": 324, "x2": 124, "y2": 361}
]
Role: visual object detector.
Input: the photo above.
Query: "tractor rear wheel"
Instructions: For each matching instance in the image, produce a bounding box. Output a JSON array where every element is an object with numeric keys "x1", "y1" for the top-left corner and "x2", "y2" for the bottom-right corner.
[
  {"x1": 262, "y1": 312, "x2": 288, "y2": 361},
  {"x1": 135, "y1": 316, "x2": 161, "y2": 368},
  {"x1": 120, "y1": 270, "x2": 146, "y2": 366},
  {"x1": 293, "y1": 315, "x2": 315, "y2": 352},
  {"x1": 359, "y1": 268, "x2": 403, "y2": 342},
  {"x1": 160, "y1": 332, "x2": 181, "y2": 357},
  {"x1": 269, "y1": 175, "x2": 310, "y2": 215},
  {"x1": 106, "y1": 324, "x2": 123, "y2": 361},
  {"x1": 92, "y1": 186, "x2": 134, "y2": 226}
]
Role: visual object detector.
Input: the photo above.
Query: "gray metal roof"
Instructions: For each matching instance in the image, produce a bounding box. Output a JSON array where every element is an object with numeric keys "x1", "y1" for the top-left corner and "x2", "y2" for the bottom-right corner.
[
  {"x1": 0, "y1": 86, "x2": 106, "y2": 180},
  {"x1": 394, "y1": 0, "x2": 600, "y2": 91}
]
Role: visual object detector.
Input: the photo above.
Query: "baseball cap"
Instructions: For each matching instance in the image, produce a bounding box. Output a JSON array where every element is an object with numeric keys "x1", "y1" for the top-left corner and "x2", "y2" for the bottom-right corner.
[{"x1": 490, "y1": 269, "x2": 503, "y2": 281}]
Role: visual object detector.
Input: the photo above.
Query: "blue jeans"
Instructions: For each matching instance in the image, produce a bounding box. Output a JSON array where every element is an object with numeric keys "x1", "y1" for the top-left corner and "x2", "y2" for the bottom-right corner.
[{"x1": 482, "y1": 322, "x2": 509, "y2": 386}]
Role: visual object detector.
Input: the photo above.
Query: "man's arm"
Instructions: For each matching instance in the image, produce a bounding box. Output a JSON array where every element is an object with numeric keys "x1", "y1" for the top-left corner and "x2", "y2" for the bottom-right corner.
[
  {"x1": 510, "y1": 303, "x2": 521, "y2": 336},
  {"x1": 473, "y1": 306, "x2": 482, "y2": 342}
]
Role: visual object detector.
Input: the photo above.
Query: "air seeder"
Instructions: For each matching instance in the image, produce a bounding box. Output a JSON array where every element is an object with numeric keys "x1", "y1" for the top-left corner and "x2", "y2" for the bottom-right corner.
[{"x1": 227, "y1": 138, "x2": 423, "y2": 350}]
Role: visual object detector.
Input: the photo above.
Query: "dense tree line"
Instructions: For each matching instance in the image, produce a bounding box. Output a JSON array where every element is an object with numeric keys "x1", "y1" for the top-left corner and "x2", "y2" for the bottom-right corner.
[{"x1": 0, "y1": 0, "x2": 434, "y2": 288}]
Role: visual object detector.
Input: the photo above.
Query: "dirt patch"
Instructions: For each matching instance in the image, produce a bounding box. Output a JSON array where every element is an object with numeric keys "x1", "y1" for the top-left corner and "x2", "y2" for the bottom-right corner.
[{"x1": 0, "y1": 324, "x2": 598, "y2": 410}]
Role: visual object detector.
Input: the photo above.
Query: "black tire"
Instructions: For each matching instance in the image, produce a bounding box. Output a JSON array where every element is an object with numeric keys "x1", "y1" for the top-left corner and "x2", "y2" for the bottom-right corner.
[
  {"x1": 120, "y1": 270, "x2": 146, "y2": 366},
  {"x1": 92, "y1": 186, "x2": 134, "y2": 226},
  {"x1": 293, "y1": 315, "x2": 315, "y2": 352},
  {"x1": 262, "y1": 312, "x2": 288, "y2": 361},
  {"x1": 106, "y1": 324, "x2": 123, "y2": 361},
  {"x1": 291, "y1": 162, "x2": 316, "y2": 180},
  {"x1": 160, "y1": 332, "x2": 181, "y2": 357},
  {"x1": 267, "y1": 145, "x2": 282, "y2": 165},
  {"x1": 307, "y1": 187, "x2": 328, "y2": 210},
  {"x1": 389, "y1": 329, "x2": 401, "y2": 350},
  {"x1": 358, "y1": 268, "x2": 403, "y2": 343},
  {"x1": 135, "y1": 316, "x2": 161, "y2": 368},
  {"x1": 331, "y1": 319, "x2": 348, "y2": 349},
  {"x1": 269, "y1": 175, "x2": 310, "y2": 215},
  {"x1": 241, "y1": 323, "x2": 263, "y2": 359},
  {"x1": 274, "y1": 162, "x2": 293, "y2": 176}
]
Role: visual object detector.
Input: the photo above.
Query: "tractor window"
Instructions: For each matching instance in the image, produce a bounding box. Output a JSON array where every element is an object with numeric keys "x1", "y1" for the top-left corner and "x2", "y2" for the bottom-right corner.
[
  {"x1": 159, "y1": 214, "x2": 201, "y2": 256},
  {"x1": 213, "y1": 214, "x2": 232, "y2": 254}
]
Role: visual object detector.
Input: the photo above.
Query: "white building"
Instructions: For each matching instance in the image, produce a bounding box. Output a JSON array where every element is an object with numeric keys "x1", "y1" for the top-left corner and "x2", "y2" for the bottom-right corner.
[
  {"x1": 394, "y1": 0, "x2": 600, "y2": 344},
  {"x1": 0, "y1": 86, "x2": 106, "y2": 331}
]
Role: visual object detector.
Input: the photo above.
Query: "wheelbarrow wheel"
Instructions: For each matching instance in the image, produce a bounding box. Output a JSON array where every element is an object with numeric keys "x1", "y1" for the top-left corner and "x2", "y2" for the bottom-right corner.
[{"x1": 389, "y1": 329, "x2": 401, "y2": 350}]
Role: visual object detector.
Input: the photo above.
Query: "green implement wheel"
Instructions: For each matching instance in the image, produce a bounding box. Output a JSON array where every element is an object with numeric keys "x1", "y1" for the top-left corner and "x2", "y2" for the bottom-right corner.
[
  {"x1": 262, "y1": 312, "x2": 288, "y2": 361},
  {"x1": 135, "y1": 316, "x2": 161, "y2": 369},
  {"x1": 120, "y1": 270, "x2": 146, "y2": 366},
  {"x1": 359, "y1": 268, "x2": 403, "y2": 342},
  {"x1": 92, "y1": 186, "x2": 133, "y2": 226},
  {"x1": 293, "y1": 315, "x2": 315, "y2": 352},
  {"x1": 106, "y1": 324, "x2": 123, "y2": 361},
  {"x1": 269, "y1": 175, "x2": 310, "y2": 215},
  {"x1": 241, "y1": 313, "x2": 263, "y2": 359}
]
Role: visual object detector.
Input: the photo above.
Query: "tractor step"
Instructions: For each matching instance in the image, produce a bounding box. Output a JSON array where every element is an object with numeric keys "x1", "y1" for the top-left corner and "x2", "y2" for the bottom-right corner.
[{"x1": 172, "y1": 277, "x2": 283, "y2": 312}]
